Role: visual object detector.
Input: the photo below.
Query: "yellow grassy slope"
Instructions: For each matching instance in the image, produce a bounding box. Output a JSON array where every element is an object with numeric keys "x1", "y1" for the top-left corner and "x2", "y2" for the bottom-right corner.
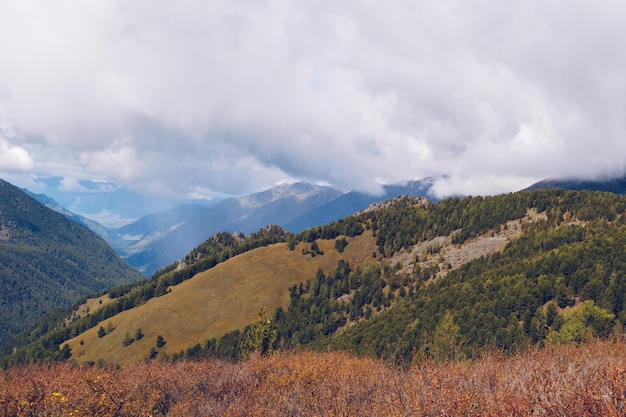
[{"x1": 66, "y1": 232, "x2": 376, "y2": 365}]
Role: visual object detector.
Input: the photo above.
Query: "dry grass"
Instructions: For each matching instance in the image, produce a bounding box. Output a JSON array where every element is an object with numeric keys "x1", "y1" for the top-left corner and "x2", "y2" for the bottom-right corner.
[
  {"x1": 3, "y1": 339, "x2": 626, "y2": 416},
  {"x1": 65, "y1": 233, "x2": 377, "y2": 365},
  {"x1": 67, "y1": 295, "x2": 116, "y2": 323}
]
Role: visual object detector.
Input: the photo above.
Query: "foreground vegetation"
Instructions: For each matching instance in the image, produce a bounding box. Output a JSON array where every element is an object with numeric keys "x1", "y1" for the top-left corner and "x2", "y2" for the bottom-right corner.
[{"x1": 2, "y1": 339, "x2": 626, "y2": 416}]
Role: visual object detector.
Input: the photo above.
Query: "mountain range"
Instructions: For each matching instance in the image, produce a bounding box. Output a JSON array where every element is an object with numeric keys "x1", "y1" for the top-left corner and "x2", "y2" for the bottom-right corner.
[
  {"x1": 25, "y1": 172, "x2": 626, "y2": 278},
  {"x1": 7, "y1": 186, "x2": 626, "y2": 368},
  {"x1": 118, "y1": 179, "x2": 443, "y2": 274},
  {"x1": 31, "y1": 174, "x2": 626, "y2": 276},
  {"x1": 32, "y1": 179, "x2": 439, "y2": 275}
]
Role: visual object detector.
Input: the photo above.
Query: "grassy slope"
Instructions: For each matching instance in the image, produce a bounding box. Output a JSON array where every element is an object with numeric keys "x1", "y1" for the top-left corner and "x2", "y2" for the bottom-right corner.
[{"x1": 66, "y1": 233, "x2": 376, "y2": 364}]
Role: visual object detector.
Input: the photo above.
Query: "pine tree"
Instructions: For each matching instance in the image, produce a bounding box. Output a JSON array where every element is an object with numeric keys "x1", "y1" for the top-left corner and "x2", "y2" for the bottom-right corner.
[{"x1": 240, "y1": 307, "x2": 277, "y2": 358}]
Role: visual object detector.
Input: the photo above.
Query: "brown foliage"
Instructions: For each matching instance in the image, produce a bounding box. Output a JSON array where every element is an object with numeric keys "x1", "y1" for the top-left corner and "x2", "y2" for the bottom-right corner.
[{"x1": 2, "y1": 340, "x2": 626, "y2": 416}]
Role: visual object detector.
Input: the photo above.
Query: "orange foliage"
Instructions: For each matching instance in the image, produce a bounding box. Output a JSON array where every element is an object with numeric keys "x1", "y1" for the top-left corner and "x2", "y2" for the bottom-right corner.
[{"x1": 2, "y1": 340, "x2": 626, "y2": 416}]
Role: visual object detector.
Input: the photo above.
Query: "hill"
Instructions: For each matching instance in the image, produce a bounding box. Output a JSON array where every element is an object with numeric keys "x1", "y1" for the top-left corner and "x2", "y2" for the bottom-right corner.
[
  {"x1": 65, "y1": 232, "x2": 376, "y2": 365},
  {"x1": 9, "y1": 188, "x2": 626, "y2": 367},
  {"x1": 0, "y1": 179, "x2": 144, "y2": 346},
  {"x1": 303, "y1": 190, "x2": 626, "y2": 361}
]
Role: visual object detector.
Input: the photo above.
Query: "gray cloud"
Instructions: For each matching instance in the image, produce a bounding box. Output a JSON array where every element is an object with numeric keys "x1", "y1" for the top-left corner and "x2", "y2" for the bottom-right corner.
[{"x1": 1, "y1": 0, "x2": 625, "y2": 203}]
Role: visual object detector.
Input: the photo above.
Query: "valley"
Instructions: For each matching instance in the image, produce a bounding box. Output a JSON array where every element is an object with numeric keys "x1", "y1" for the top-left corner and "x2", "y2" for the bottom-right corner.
[{"x1": 3, "y1": 2, "x2": 624, "y2": 414}]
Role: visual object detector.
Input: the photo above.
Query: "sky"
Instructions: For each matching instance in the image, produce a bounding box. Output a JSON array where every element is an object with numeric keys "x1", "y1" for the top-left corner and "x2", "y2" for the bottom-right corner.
[{"x1": 1, "y1": 1, "x2": 626, "y2": 225}]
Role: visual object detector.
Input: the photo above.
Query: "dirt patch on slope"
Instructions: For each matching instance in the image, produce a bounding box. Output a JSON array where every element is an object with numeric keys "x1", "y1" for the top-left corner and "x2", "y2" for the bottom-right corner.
[{"x1": 392, "y1": 208, "x2": 548, "y2": 279}]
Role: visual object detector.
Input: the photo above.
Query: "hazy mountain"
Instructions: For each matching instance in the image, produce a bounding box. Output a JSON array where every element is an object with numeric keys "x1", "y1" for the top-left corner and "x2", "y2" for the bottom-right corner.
[
  {"x1": 284, "y1": 178, "x2": 439, "y2": 231},
  {"x1": 114, "y1": 182, "x2": 343, "y2": 274},
  {"x1": 112, "y1": 179, "x2": 442, "y2": 275},
  {"x1": 26, "y1": 190, "x2": 127, "y2": 250},
  {"x1": 525, "y1": 175, "x2": 626, "y2": 194},
  {"x1": 26, "y1": 176, "x2": 216, "y2": 229},
  {"x1": 27, "y1": 178, "x2": 441, "y2": 276},
  {"x1": 0, "y1": 179, "x2": 144, "y2": 345}
]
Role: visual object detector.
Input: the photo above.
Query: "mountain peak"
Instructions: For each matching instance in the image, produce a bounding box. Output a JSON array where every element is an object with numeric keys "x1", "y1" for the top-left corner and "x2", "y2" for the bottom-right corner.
[{"x1": 238, "y1": 181, "x2": 333, "y2": 208}]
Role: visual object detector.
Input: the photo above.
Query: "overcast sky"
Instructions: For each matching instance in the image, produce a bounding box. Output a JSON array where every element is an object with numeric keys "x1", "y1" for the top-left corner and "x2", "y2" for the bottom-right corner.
[{"x1": 1, "y1": 0, "x2": 626, "y2": 207}]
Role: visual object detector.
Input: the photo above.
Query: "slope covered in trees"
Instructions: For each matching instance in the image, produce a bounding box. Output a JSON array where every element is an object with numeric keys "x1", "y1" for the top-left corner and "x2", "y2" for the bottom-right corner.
[
  {"x1": 167, "y1": 189, "x2": 626, "y2": 364},
  {"x1": 0, "y1": 179, "x2": 144, "y2": 346},
  {"x1": 6, "y1": 188, "x2": 626, "y2": 367}
]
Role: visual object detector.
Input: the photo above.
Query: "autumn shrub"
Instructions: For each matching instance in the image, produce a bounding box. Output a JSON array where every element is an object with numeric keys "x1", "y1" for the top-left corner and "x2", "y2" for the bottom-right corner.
[{"x1": 2, "y1": 340, "x2": 626, "y2": 416}]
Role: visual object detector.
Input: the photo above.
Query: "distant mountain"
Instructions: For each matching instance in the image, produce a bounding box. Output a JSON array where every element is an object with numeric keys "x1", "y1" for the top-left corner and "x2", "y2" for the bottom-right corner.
[
  {"x1": 114, "y1": 182, "x2": 344, "y2": 275},
  {"x1": 525, "y1": 175, "x2": 626, "y2": 194},
  {"x1": 26, "y1": 176, "x2": 216, "y2": 229},
  {"x1": 26, "y1": 190, "x2": 127, "y2": 250},
  {"x1": 284, "y1": 178, "x2": 439, "y2": 231},
  {"x1": 27, "y1": 179, "x2": 441, "y2": 276},
  {"x1": 112, "y1": 179, "x2": 442, "y2": 275},
  {"x1": 0, "y1": 179, "x2": 144, "y2": 346}
]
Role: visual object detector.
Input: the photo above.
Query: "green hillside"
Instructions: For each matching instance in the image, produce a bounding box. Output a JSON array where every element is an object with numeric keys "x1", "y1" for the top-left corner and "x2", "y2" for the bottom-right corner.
[
  {"x1": 0, "y1": 179, "x2": 144, "y2": 345},
  {"x1": 158, "y1": 189, "x2": 626, "y2": 364},
  {"x1": 7, "y1": 188, "x2": 626, "y2": 367},
  {"x1": 293, "y1": 190, "x2": 626, "y2": 361}
]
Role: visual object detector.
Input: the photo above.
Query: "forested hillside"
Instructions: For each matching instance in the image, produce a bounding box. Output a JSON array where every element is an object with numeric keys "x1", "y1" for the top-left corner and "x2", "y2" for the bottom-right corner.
[
  {"x1": 0, "y1": 179, "x2": 144, "y2": 346},
  {"x1": 163, "y1": 189, "x2": 626, "y2": 364},
  {"x1": 6, "y1": 188, "x2": 626, "y2": 367}
]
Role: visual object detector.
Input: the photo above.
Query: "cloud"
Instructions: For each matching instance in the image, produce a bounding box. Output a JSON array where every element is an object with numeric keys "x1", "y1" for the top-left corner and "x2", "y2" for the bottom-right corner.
[
  {"x1": 0, "y1": 134, "x2": 34, "y2": 172},
  {"x1": 1, "y1": 0, "x2": 625, "y2": 200},
  {"x1": 84, "y1": 209, "x2": 138, "y2": 229},
  {"x1": 59, "y1": 177, "x2": 89, "y2": 192}
]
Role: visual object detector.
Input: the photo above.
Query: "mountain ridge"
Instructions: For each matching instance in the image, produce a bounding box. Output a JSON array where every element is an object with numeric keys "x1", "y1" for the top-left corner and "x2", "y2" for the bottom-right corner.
[
  {"x1": 110, "y1": 179, "x2": 438, "y2": 274},
  {"x1": 110, "y1": 182, "x2": 343, "y2": 274}
]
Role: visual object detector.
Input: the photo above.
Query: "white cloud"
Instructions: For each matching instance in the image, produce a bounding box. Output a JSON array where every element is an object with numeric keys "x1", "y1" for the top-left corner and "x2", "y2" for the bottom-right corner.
[
  {"x1": 59, "y1": 177, "x2": 89, "y2": 192},
  {"x1": 85, "y1": 209, "x2": 138, "y2": 229},
  {"x1": 0, "y1": 0, "x2": 625, "y2": 200},
  {"x1": 0, "y1": 135, "x2": 34, "y2": 171}
]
